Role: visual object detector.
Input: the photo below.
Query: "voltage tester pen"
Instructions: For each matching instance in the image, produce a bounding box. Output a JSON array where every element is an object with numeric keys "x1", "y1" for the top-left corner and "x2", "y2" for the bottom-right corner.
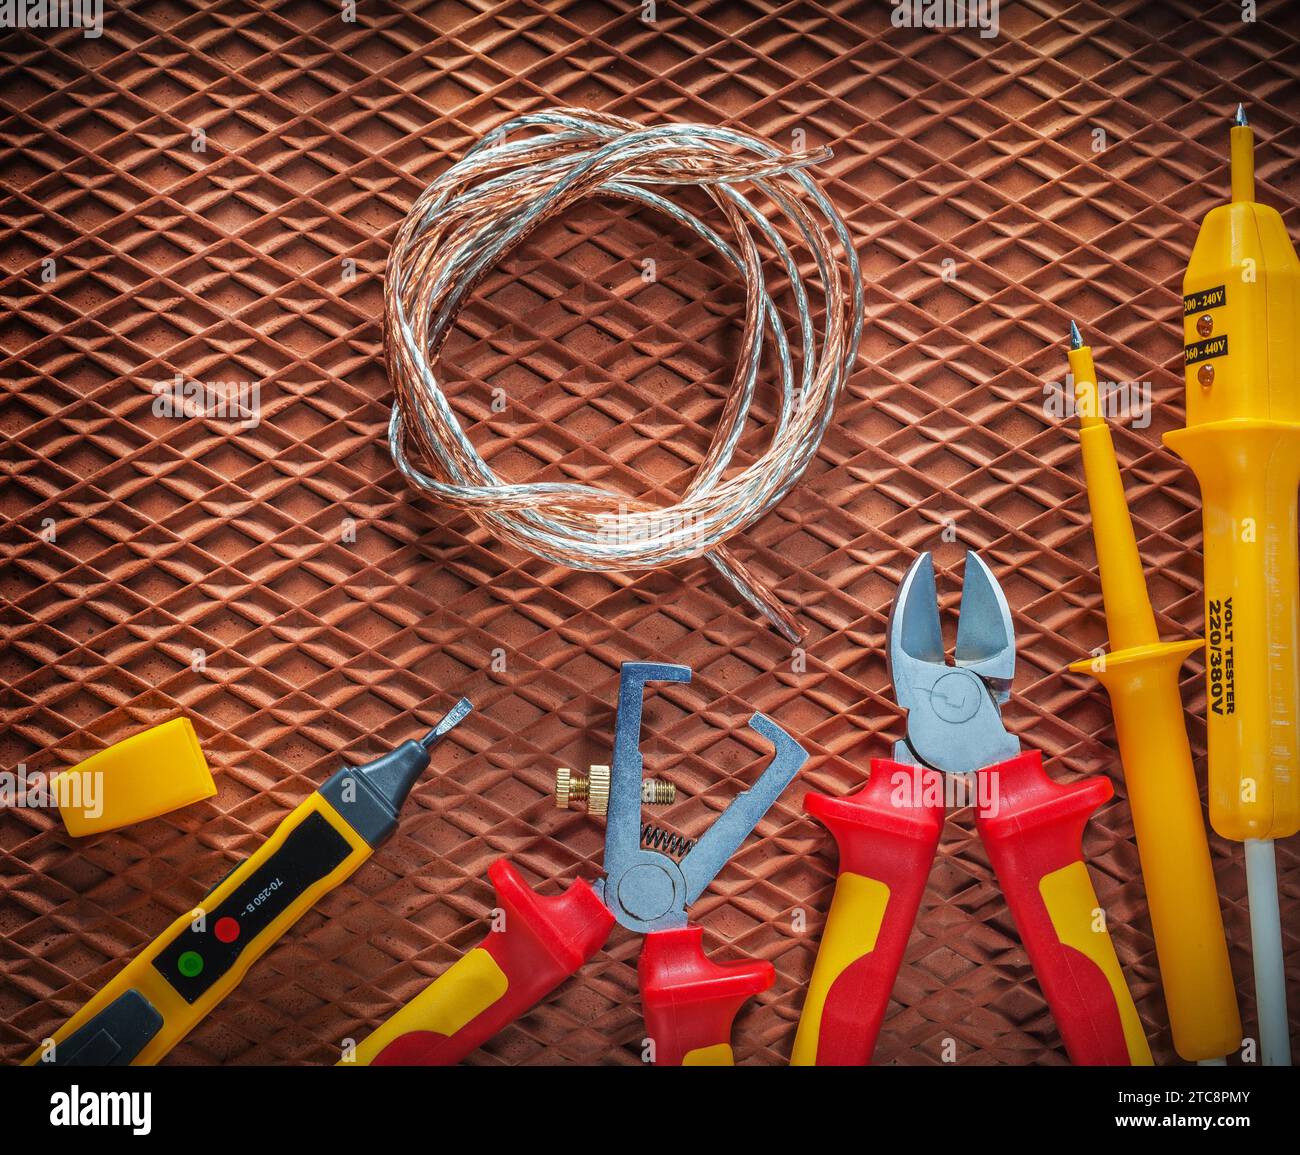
[
  {"x1": 25, "y1": 697, "x2": 472, "y2": 1067},
  {"x1": 1163, "y1": 107, "x2": 1300, "y2": 1066}
]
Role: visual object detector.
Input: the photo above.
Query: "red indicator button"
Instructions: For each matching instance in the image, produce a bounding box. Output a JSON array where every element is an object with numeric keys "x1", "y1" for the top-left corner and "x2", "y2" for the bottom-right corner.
[{"x1": 214, "y1": 917, "x2": 240, "y2": 944}]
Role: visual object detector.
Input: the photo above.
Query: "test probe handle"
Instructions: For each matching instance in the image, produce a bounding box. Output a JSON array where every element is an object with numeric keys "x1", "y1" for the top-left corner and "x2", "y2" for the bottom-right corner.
[
  {"x1": 1079, "y1": 641, "x2": 1242, "y2": 1060},
  {"x1": 351, "y1": 859, "x2": 614, "y2": 1065},
  {"x1": 790, "y1": 760, "x2": 946, "y2": 1065},
  {"x1": 974, "y1": 750, "x2": 1151, "y2": 1066},
  {"x1": 638, "y1": 925, "x2": 773, "y2": 1065}
]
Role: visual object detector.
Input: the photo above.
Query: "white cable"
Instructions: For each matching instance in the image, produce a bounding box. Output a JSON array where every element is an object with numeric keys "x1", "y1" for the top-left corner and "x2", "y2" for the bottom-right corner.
[{"x1": 1245, "y1": 837, "x2": 1291, "y2": 1065}]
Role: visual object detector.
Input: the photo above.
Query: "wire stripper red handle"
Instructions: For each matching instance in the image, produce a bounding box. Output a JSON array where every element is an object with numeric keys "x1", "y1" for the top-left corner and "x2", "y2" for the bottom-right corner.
[
  {"x1": 974, "y1": 750, "x2": 1152, "y2": 1066},
  {"x1": 354, "y1": 859, "x2": 614, "y2": 1065},
  {"x1": 791, "y1": 759, "x2": 946, "y2": 1065},
  {"x1": 638, "y1": 925, "x2": 773, "y2": 1065}
]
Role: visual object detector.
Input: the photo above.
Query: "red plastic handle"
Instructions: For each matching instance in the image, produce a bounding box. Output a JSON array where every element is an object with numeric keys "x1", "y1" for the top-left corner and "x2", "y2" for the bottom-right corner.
[
  {"x1": 790, "y1": 758, "x2": 946, "y2": 1065},
  {"x1": 364, "y1": 859, "x2": 614, "y2": 1065},
  {"x1": 638, "y1": 925, "x2": 773, "y2": 1065},
  {"x1": 974, "y1": 750, "x2": 1150, "y2": 1065}
]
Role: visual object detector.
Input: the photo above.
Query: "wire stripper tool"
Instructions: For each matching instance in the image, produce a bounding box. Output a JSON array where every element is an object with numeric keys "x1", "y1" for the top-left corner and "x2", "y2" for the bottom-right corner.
[
  {"x1": 26, "y1": 698, "x2": 472, "y2": 1067},
  {"x1": 346, "y1": 661, "x2": 808, "y2": 1066},
  {"x1": 792, "y1": 551, "x2": 1152, "y2": 1066}
]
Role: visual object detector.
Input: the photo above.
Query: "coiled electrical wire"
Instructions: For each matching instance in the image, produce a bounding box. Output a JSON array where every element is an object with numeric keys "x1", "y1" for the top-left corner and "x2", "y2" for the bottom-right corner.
[{"x1": 385, "y1": 108, "x2": 863, "y2": 641}]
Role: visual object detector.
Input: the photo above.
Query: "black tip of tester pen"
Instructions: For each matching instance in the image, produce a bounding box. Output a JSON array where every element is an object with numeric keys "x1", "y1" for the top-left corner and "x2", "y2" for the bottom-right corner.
[
  {"x1": 321, "y1": 697, "x2": 473, "y2": 847},
  {"x1": 369, "y1": 696, "x2": 473, "y2": 810},
  {"x1": 420, "y1": 696, "x2": 472, "y2": 749}
]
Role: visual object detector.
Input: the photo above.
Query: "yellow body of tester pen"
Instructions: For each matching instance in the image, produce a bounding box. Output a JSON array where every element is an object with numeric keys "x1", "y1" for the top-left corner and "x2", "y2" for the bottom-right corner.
[
  {"x1": 1163, "y1": 109, "x2": 1300, "y2": 846},
  {"x1": 1162, "y1": 107, "x2": 1299, "y2": 1066},
  {"x1": 26, "y1": 699, "x2": 470, "y2": 1067}
]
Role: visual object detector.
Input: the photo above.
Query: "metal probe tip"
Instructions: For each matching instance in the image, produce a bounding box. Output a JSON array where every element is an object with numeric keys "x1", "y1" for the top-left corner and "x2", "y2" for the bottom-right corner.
[
  {"x1": 419, "y1": 696, "x2": 473, "y2": 749},
  {"x1": 1068, "y1": 319, "x2": 1083, "y2": 350},
  {"x1": 1234, "y1": 103, "x2": 1248, "y2": 127}
]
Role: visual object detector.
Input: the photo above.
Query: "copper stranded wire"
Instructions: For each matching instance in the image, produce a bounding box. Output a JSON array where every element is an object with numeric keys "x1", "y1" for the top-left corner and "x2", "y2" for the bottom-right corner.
[{"x1": 385, "y1": 109, "x2": 863, "y2": 641}]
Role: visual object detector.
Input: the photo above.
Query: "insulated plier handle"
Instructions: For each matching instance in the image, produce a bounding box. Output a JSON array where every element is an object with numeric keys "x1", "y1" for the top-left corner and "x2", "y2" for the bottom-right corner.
[
  {"x1": 349, "y1": 861, "x2": 613, "y2": 1065},
  {"x1": 789, "y1": 757, "x2": 945, "y2": 1066}
]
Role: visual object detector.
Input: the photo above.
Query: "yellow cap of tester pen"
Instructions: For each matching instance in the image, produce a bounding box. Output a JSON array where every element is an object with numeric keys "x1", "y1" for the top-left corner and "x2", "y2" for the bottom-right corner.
[{"x1": 55, "y1": 718, "x2": 216, "y2": 837}]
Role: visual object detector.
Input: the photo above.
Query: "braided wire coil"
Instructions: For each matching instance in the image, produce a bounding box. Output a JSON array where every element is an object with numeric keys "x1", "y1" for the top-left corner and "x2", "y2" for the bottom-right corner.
[{"x1": 385, "y1": 108, "x2": 863, "y2": 641}]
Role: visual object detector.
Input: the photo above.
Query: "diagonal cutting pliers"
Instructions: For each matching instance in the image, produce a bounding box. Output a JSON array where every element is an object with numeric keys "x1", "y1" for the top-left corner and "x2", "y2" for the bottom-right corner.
[
  {"x1": 347, "y1": 660, "x2": 807, "y2": 1066},
  {"x1": 792, "y1": 550, "x2": 1153, "y2": 1065}
]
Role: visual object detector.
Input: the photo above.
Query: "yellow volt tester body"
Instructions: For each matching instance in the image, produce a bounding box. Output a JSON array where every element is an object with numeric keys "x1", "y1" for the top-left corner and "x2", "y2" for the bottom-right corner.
[
  {"x1": 1163, "y1": 109, "x2": 1300, "y2": 845},
  {"x1": 25, "y1": 699, "x2": 470, "y2": 1066},
  {"x1": 1163, "y1": 108, "x2": 1299, "y2": 1066}
]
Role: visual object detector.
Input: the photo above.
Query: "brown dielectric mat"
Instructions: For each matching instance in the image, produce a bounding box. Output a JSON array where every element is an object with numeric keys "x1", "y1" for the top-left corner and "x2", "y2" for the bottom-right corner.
[{"x1": 2, "y1": 0, "x2": 1298, "y2": 1066}]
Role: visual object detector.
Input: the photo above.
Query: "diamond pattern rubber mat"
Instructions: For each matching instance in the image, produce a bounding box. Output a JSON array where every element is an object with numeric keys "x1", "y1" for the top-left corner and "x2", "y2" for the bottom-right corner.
[{"x1": 2, "y1": 0, "x2": 1298, "y2": 1066}]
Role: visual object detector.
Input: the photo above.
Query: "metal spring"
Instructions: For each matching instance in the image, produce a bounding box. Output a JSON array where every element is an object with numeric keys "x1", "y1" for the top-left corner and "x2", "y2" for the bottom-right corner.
[
  {"x1": 384, "y1": 108, "x2": 864, "y2": 643},
  {"x1": 642, "y1": 822, "x2": 696, "y2": 858}
]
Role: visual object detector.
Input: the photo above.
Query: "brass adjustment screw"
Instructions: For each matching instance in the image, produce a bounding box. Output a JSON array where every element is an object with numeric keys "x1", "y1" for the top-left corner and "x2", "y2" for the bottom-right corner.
[
  {"x1": 555, "y1": 765, "x2": 609, "y2": 815},
  {"x1": 554, "y1": 766, "x2": 675, "y2": 814}
]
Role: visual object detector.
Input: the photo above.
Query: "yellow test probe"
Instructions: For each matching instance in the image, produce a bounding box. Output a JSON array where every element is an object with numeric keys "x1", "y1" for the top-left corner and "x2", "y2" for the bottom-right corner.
[
  {"x1": 25, "y1": 698, "x2": 471, "y2": 1066},
  {"x1": 1163, "y1": 106, "x2": 1300, "y2": 1066},
  {"x1": 1066, "y1": 324, "x2": 1241, "y2": 1062}
]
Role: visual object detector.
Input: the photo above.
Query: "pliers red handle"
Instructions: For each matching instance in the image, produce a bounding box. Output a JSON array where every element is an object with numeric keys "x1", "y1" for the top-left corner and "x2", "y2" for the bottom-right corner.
[
  {"x1": 353, "y1": 861, "x2": 613, "y2": 1066},
  {"x1": 353, "y1": 861, "x2": 775, "y2": 1066}
]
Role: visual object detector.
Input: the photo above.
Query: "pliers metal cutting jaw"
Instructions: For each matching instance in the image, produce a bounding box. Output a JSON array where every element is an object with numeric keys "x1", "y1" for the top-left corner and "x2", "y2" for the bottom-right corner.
[{"x1": 889, "y1": 551, "x2": 1020, "y2": 774}]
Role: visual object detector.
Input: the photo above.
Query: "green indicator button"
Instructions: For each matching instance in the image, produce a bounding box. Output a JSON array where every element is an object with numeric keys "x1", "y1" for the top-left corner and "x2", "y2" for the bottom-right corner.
[{"x1": 177, "y1": 950, "x2": 204, "y2": 978}]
